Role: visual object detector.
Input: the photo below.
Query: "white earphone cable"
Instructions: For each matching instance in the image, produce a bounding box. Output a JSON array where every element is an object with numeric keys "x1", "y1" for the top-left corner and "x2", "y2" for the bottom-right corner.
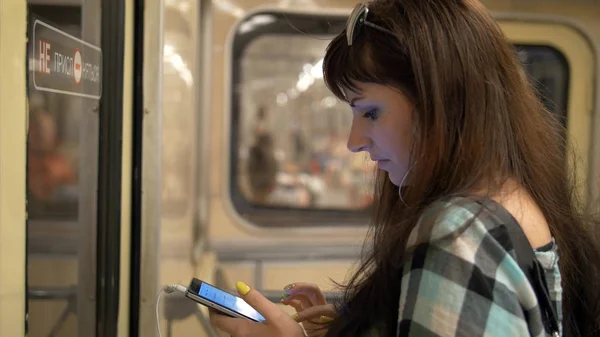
[{"x1": 156, "y1": 284, "x2": 188, "y2": 337}]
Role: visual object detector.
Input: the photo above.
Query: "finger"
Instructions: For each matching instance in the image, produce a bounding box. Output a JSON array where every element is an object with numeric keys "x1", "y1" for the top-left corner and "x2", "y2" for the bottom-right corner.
[
  {"x1": 209, "y1": 310, "x2": 249, "y2": 335},
  {"x1": 281, "y1": 292, "x2": 320, "y2": 307},
  {"x1": 284, "y1": 293, "x2": 314, "y2": 311},
  {"x1": 295, "y1": 304, "x2": 337, "y2": 323},
  {"x1": 283, "y1": 282, "x2": 327, "y2": 302},
  {"x1": 305, "y1": 323, "x2": 330, "y2": 337},
  {"x1": 288, "y1": 299, "x2": 305, "y2": 313},
  {"x1": 282, "y1": 283, "x2": 327, "y2": 305},
  {"x1": 236, "y1": 281, "x2": 285, "y2": 322},
  {"x1": 288, "y1": 300, "x2": 321, "y2": 328}
]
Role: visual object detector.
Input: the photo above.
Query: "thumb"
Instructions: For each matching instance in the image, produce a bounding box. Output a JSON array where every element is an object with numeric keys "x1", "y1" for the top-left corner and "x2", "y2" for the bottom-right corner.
[{"x1": 236, "y1": 281, "x2": 284, "y2": 322}]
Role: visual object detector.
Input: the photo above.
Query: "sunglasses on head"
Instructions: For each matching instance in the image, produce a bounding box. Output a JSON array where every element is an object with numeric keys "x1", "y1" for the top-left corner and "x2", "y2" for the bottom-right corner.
[{"x1": 346, "y1": 2, "x2": 395, "y2": 46}]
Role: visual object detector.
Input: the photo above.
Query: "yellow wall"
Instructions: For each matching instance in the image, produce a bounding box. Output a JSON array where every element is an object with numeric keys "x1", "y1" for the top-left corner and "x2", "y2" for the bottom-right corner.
[{"x1": 0, "y1": 0, "x2": 27, "y2": 336}]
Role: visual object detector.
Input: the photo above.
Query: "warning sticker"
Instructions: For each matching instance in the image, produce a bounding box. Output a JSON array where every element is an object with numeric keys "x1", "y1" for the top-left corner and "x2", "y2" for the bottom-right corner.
[{"x1": 31, "y1": 19, "x2": 102, "y2": 99}]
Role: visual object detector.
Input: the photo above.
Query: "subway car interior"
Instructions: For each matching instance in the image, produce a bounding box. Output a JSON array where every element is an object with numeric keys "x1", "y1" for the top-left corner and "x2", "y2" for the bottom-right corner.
[{"x1": 0, "y1": 0, "x2": 599, "y2": 336}]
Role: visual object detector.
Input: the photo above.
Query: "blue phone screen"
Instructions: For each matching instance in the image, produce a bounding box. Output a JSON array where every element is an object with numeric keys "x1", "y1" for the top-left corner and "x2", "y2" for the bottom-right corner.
[{"x1": 198, "y1": 282, "x2": 266, "y2": 322}]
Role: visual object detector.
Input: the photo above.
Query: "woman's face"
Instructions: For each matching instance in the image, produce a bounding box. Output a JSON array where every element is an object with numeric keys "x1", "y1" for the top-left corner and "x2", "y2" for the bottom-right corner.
[{"x1": 344, "y1": 82, "x2": 415, "y2": 186}]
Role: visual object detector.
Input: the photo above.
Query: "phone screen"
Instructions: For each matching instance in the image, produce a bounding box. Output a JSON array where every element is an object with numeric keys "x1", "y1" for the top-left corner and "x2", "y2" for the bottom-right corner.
[{"x1": 196, "y1": 282, "x2": 266, "y2": 322}]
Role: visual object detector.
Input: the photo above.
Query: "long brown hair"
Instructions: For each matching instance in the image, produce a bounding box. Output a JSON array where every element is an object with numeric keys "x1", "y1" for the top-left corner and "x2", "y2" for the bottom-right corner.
[{"x1": 321, "y1": 0, "x2": 600, "y2": 336}]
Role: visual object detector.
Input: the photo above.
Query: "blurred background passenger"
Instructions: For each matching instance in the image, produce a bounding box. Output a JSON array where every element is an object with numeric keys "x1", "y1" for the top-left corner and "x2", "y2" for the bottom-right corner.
[{"x1": 27, "y1": 107, "x2": 76, "y2": 203}]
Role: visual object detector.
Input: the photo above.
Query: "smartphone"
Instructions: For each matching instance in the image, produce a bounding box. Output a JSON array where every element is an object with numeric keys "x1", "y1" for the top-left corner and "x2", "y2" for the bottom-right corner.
[{"x1": 185, "y1": 278, "x2": 266, "y2": 322}]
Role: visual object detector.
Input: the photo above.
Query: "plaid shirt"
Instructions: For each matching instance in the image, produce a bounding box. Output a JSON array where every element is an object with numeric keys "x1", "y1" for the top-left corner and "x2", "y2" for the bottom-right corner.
[{"x1": 390, "y1": 197, "x2": 563, "y2": 337}]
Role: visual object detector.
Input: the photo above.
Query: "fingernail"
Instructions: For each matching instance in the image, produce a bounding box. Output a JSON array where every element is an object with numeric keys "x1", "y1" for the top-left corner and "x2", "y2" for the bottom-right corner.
[
  {"x1": 284, "y1": 284, "x2": 295, "y2": 291},
  {"x1": 291, "y1": 313, "x2": 298, "y2": 320},
  {"x1": 320, "y1": 316, "x2": 334, "y2": 323},
  {"x1": 236, "y1": 281, "x2": 251, "y2": 296}
]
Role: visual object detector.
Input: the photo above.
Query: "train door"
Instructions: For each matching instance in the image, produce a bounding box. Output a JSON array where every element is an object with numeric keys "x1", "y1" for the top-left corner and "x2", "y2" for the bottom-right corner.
[
  {"x1": 24, "y1": 0, "x2": 129, "y2": 336},
  {"x1": 135, "y1": 0, "x2": 207, "y2": 336},
  {"x1": 0, "y1": 0, "x2": 28, "y2": 336}
]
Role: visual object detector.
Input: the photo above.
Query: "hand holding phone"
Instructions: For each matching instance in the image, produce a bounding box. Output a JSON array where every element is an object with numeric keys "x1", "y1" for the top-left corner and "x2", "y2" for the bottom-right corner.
[
  {"x1": 185, "y1": 278, "x2": 266, "y2": 322},
  {"x1": 185, "y1": 278, "x2": 306, "y2": 337}
]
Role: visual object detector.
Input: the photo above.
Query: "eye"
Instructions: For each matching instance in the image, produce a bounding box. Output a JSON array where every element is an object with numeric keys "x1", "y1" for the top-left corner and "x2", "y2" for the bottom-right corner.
[{"x1": 362, "y1": 108, "x2": 380, "y2": 121}]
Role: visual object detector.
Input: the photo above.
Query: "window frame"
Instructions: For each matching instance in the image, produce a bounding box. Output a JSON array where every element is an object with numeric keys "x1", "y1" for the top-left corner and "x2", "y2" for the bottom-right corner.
[{"x1": 228, "y1": 11, "x2": 372, "y2": 228}]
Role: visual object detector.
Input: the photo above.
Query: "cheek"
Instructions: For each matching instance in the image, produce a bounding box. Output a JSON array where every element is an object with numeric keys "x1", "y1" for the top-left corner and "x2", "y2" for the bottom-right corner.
[
  {"x1": 387, "y1": 132, "x2": 412, "y2": 186},
  {"x1": 378, "y1": 126, "x2": 411, "y2": 166}
]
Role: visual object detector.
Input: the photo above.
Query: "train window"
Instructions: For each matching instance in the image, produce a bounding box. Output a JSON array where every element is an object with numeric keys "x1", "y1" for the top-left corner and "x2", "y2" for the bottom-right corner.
[
  {"x1": 515, "y1": 45, "x2": 569, "y2": 125},
  {"x1": 26, "y1": 7, "x2": 84, "y2": 221},
  {"x1": 229, "y1": 12, "x2": 569, "y2": 227}
]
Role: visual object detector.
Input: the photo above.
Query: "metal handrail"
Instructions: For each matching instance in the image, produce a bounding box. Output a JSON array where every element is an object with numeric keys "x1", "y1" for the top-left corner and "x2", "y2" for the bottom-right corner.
[{"x1": 28, "y1": 286, "x2": 77, "y2": 300}]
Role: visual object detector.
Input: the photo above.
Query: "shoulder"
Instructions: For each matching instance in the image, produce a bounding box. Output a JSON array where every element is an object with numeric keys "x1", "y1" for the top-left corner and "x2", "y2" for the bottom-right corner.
[
  {"x1": 406, "y1": 196, "x2": 522, "y2": 255},
  {"x1": 397, "y1": 197, "x2": 543, "y2": 336},
  {"x1": 404, "y1": 196, "x2": 531, "y2": 289},
  {"x1": 405, "y1": 197, "x2": 477, "y2": 247},
  {"x1": 406, "y1": 196, "x2": 511, "y2": 251}
]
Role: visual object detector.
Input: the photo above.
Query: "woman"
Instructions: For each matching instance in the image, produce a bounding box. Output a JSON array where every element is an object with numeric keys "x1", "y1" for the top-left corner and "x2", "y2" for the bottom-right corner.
[{"x1": 210, "y1": 0, "x2": 600, "y2": 336}]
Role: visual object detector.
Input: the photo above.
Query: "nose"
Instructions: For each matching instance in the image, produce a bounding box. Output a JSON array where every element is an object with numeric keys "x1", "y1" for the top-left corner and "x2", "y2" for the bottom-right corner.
[{"x1": 346, "y1": 121, "x2": 370, "y2": 153}]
